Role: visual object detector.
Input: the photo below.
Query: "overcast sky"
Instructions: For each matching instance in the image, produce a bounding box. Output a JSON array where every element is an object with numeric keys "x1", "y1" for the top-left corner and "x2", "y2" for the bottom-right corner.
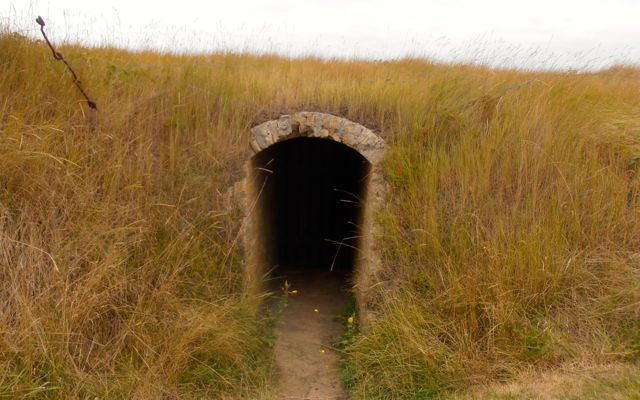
[{"x1": 3, "y1": 0, "x2": 639, "y2": 71}]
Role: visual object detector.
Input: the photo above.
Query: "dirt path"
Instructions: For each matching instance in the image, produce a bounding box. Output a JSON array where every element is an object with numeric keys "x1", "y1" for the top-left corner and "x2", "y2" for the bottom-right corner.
[{"x1": 270, "y1": 268, "x2": 351, "y2": 400}]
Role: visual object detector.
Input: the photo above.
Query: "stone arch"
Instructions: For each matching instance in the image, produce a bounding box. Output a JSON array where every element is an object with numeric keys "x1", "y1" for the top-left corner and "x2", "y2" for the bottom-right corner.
[
  {"x1": 240, "y1": 112, "x2": 387, "y2": 324},
  {"x1": 249, "y1": 112, "x2": 386, "y2": 164}
]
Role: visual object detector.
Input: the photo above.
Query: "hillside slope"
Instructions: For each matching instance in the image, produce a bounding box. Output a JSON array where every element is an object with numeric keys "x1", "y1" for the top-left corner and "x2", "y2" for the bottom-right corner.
[{"x1": 1, "y1": 32, "x2": 639, "y2": 398}]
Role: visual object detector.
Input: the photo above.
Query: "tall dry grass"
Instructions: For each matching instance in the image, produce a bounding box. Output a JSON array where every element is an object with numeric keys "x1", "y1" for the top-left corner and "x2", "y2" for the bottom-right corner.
[
  {"x1": 0, "y1": 33, "x2": 271, "y2": 398},
  {"x1": 0, "y1": 30, "x2": 639, "y2": 398},
  {"x1": 344, "y1": 67, "x2": 640, "y2": 397}
]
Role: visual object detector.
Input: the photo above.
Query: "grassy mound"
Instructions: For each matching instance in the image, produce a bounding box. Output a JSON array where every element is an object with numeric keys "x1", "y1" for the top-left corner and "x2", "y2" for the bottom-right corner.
[
  {"x1": 1, "y1": 31, "x2": 638, "y2": 398},
  {"x1": 0, "y1": 33, "x2": 270, "y2": 399},
  {"x1": 345, "y1": 61, "x2": 640, "y2": 398}
]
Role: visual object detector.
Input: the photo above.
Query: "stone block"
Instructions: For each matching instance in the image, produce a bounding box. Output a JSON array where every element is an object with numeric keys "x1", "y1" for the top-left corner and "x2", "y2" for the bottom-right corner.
[
  {"x1": 298, "y1": 122, "x2": 310, "y2": 134},
  {"x1": 250, "y1": 138, "x2": 261, "y2": 152},
  {"x1": 277, "y1": 115, "x2": 292, "y2": 131}
]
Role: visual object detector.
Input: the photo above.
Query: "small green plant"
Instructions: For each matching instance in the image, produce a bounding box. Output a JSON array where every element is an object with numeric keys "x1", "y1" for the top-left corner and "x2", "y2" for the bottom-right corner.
[
  {"x1": 260, "y1": 280, "x2": 291, "y2": 349},
  {"x1": 515, "y1": 325, "x2": 551, "y2": 361},
  {"x1": 336, "y1": 300, "x2": 359, "y2": 390}
]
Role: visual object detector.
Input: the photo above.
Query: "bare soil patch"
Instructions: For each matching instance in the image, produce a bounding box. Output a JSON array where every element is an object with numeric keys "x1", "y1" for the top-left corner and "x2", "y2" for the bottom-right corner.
[{"x1": 270, "y1": 268, "x2": 351, "y2": 400}]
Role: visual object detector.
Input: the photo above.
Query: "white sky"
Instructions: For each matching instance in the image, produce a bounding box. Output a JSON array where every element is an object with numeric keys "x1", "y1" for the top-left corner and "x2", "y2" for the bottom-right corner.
[{"x1": 3, "y1": 0, "x2": 639, "y2": 71}]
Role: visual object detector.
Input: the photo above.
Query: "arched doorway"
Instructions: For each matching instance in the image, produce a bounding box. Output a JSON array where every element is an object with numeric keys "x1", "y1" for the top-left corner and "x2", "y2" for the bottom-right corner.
[
  {"x1": 237, "y1": 112, "x2": 386, "y2": 397},
  {"x1": 242, "y1": 112, "x2": 386, "y2": 322},
  {"x1": 251, "y1": 136, "x2": 370, "y2": 278}
]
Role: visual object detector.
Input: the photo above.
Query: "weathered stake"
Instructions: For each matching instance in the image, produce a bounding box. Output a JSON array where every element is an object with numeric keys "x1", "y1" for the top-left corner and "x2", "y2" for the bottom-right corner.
[{"x1": 35, "y1": 16, "x2": 97, "y2": 110}]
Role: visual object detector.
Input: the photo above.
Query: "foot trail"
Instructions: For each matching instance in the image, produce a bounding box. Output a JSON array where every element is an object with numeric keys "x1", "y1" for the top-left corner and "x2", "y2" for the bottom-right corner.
[{"x1": 271, "y1": 268, "x2": 350, "y2": 400}]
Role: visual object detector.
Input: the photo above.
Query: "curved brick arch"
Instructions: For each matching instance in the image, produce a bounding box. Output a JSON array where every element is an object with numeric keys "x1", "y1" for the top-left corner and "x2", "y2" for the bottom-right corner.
[
  {"x1": 249, "y1": 112, "x2": 386, "y2": 164},
  {"x1": 242, "y1": 112, "x2": 386, "y2": 326}
]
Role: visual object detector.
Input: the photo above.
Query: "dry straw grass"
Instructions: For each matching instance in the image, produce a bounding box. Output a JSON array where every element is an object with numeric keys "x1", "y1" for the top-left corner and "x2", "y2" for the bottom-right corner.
[{"x1": 0, "y1": 29, "x2": 639, "y2": 398}]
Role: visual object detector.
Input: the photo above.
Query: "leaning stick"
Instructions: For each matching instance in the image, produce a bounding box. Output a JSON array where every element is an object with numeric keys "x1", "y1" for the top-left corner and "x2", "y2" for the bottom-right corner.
[{"x1": 35, "y1": 16, "x2": 97, "y2": 110}]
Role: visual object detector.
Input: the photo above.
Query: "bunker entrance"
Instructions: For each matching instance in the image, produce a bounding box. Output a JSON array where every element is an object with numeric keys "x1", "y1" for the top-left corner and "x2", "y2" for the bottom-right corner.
[{"x1": 251, "y1": 137, "x2": 371, "y2": 280}]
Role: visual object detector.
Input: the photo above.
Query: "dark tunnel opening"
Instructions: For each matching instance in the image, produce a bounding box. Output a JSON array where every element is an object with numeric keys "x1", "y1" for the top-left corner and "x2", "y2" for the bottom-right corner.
[{"x1": 251, "y1": 137, "x2": 371, "y2": 281}]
